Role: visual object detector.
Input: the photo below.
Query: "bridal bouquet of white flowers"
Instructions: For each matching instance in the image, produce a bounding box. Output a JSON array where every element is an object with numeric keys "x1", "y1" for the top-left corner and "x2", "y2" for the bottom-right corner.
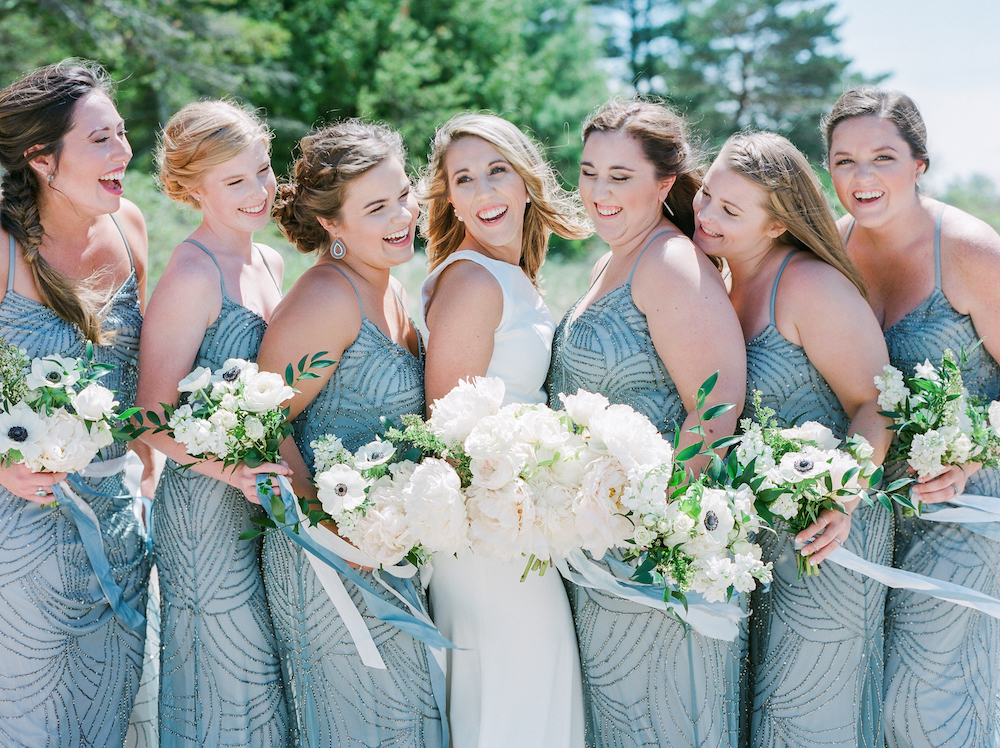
[
  {"x1": 154, "y1": 353, "x2": 333, "y2": 469},
  {"x1": 735, "y1": 392, "x2": 895, "y2": 577},
  {"x1": 299, "y1": 434, "x2": 429, "y2": 569},
  {"x1": 875, "y1": 349, "x2": 1000, "y2": 482},
  {"x1": 0, "y1": 339, "x2": 141, "y2": 475}
]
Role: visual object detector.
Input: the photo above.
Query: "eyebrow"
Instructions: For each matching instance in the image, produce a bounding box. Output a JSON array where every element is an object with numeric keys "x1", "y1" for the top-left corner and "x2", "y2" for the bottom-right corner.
[
  {"x1": 363, "y1": 197, "x2": 387, "y2": 210},
  {"x1": 832, "y1": 144, "x2": 899, "y2": 158},
  {"x1": 451, "y1": 159, "x2": 507, "y2": 177},
  {"x1": 87, "y1": 119, "x2": 125, "y2": 138},
  {"x1": 580, "y1": 160, "x2": 635, "y2": 171}
]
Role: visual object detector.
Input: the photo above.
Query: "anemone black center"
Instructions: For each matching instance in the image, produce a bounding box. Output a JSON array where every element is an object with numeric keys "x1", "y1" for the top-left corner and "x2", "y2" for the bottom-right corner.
[
  {"x1": 704, "y1": 511, "x2": 719, "y2": 531},
  {"x1": 794, "y1": 459, "x2": 814, "y2": 473},
  {"x1": 334, "y1": 484, "x2": 348, "y2": 497},
  {"x1": 7, "y1": 425, "x2": 28, "y2": 442},
  {"x1": 46, "y1": 371, "x2": 60, "y2": 382},
  {"x1": 222, "y1": 367, "x2": 241, "y2": 382}
]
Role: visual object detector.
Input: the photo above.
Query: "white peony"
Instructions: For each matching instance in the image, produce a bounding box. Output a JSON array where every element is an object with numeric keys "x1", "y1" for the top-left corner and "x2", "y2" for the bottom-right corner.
[
  {"x1": 354, "y1": 504, "x2": 412, "y2": 567},
  {"x1": 402, "y1": 458, "x2": 469, "y2": 555},
  {"x1": 463, "y1": 412, "x2": 520, "y2": 460},
  {"x1": 527, "y1": 470, "x2": 580, "y2": 558},
  {"x1": 428, "y1": 377, "x2": 504, "y2": 445},
  {"x1": 239, "y1": 371, "x2": 294, "y2": 413},
  {"x1": 30, "y1": 409, "x2": 99, "y2": 473},
  {"x1": 0, "y1": 402, "x2": 46, "y2": 460},
  {"x1": 780, "y1": 421, "x2": 840, "y2": 450},
  {"x1": 316, "y1": 464, "x2": 369, "y2": 516},
  {"x1": 26, "y1": 354, "x2": 81, "y2": 391},
  {"x1": 70, "y1": 384, "x2": 118, "y2": 422},
  {"x1": 177, "y1": 366, "x2": 212, "y2": 393},
  {"x1": 575, "y1": 456, "x2": 635, "y2": 556},
  {"x1": 469, "y1": 455, "x2": 521, "y2": 490},
  {"x1": 559, "y1": 389, "x2": 610, "y2": 428},
  {"x1": 466, "y1": 480, "x2": 536, "y2": 560}
]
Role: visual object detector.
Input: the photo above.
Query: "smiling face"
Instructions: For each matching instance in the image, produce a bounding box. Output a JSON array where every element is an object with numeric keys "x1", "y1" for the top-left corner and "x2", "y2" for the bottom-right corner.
[
  {"x1": 692, "y1": 159, "x2": 784, "y2": 261},
  {"x1": 322, "y1": 156, "x2": 417, "y2": 269},
  {"x1": 579, "y1": 130, "x2": 673, "y2": 248},
  {"x1": 446, "y1": 136, "x2": 528, "y2": 257},
  {"x1": 38, "y1": 91, "x2": 132, "y2": 216},
  {"x1": 189, "y1": 139, "x2": 276, "y2": 234},
  {"x1": 828, "y1": 115, "x2": 926, "y2": 229}
]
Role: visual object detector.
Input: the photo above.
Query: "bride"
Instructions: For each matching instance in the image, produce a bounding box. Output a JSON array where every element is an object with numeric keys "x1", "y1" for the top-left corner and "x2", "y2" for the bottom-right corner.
[{"x1": 417, "y1": 113, "x2": 591, "y2": 748}]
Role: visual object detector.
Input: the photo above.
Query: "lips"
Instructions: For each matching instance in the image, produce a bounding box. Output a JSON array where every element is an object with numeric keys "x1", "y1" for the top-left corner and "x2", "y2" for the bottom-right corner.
[
  {"x1": 476, "y1": 204, "x2": 507, "y2": 224},
  {"x1": 699, "y1": 224, "x2": 722, "y2": 238},
  {"x1": 238, "y1": 200, "x2": 267, "y2": 216},
  {"x1": 595, "y1": 203, "x2": 622, "y2": 217},
  {"x1": 853, "y1": 190, "x2": 884, "y2": 204},
  {"x1": 384, "y1": 227, "x2": 410, "y2": 245},
  {"x1": 98, "y1": 167, "x2": 125, "y2": 196}
]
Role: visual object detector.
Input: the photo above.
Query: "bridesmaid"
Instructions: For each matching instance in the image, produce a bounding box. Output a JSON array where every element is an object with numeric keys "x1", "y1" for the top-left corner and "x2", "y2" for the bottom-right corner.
[
  {"x1": 0, "y1": 61, "x2": 151, "y2": 746},
  {"x1": 692, "y1": 131, "x2": 893, "y2": 748},
  {"x1": 825, "y1": 87, "x2": 1000, "y2": 747},
  {"x1": 418, "y1": 113, "x2": 591, "y2": 748},
  {"x1": 546, "y1": 98, "x2": 747, "y2": 747},
  {"x1": 257, "y1": 121, "x2": 442, "y2": 747},
  {"x1": 136, "y1": 100, "x2": 289, "y2": 746}
]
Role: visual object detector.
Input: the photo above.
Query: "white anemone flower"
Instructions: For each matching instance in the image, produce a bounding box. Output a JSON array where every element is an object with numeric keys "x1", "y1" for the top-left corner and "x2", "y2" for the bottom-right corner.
[
  {"x1": 26, "y1": 354, "x2": 81, "y2": 391},
  {"x1": 354, "y1": 439, "x2": 397, "y2": 470},
  {"x1": 0, "y1": 402, "x2": 46, "y2": 459},
  {"x1": 316, "y1": 464, "x2": 370, "y2": 516}
]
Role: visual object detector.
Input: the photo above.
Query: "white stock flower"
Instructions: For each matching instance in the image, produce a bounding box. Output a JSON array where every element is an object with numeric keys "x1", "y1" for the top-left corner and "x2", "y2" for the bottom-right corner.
[
  {"x1": 25, "y1": 354, "x2": 81, "y2": 391},
  {"x1": 908, "y1": 429, "x2": 950, "y2": 478},
  {"x1": 559, "y1": 389, "x2": 610, "y2": 428},
  {"x1": 736, "y1": 425, "x2": 776, "y2": 471},
  {"x1": 874, "y1": 365, "x2": 907, "y2": 411},
  {"x1": 70, "y1": 384, "x2": 118, "y2": 422},
  {"x1": 239, "y1": 371, "x2": 294, "y2": 413},
  {"x1": 402, "y1": 458, "x2": 469, "y2": 555},
  {"x1": 31, "y1": 409, "x2": 99, "y2": 473},
  {"x1": 770, "y1": 492, "x2": 800, "y2": 520},
  {"x1": 780, "y1": 421, "x2": 840, "y2": 450},
  {"x1": 466, "y1": 480, "x2": 535, "y2": 560},
  {"x1": 0, "y1": 402, "x2": 46, "y2": 459},
  {"x1": 316, "y1": 464, "x2": 369, "y2": 516},
  {"x1": 428, "y1": 377, "x2": 504, "y2": 444},
  {"x1": 177, "y1": 366, "x2": 212, "y2": 393},
  {"x1": 243, "y1": 416, "x2": 265, "y2": 442},
  {"x1": 354, "y1": 440, "x2": 396, "y2": 470}
]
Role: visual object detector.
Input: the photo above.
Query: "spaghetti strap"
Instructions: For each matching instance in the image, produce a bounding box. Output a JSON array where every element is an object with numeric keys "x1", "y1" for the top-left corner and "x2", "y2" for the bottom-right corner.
[
  {"x1": 769, "y1": 250, "x2": 799, "y2": 327},
  {"x1": 7, "y1": 235, "x2": 15, "y2": 293},
  {"x1": 844, "y1": 218, "x2": 856, "y2": 245},
  {"x1": 328, "y1": 264, "x2": 367, "y2": 321},
  {"x1": 589, "y1": 255, "x2": 613, "y2": 290},
  {"x1": 627, "y1": 230, "x2": 674, "y2": 286},
  {"x1": 933, "y1": 203, "x2": 945, "y2": 290},
  {"x1": 254, "y1": 243, "x2": 282, "y2": 294},
  {"x1": 183, "y1": 239, "x2": 229, "y2": 298},
  {"x1": 110, "y1": 214, "x2": 134, "y2": 269}
]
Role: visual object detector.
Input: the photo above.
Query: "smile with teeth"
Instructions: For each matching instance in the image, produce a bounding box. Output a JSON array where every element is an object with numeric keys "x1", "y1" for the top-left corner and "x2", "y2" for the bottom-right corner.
[
  {"x1": 238, "y1": 200, "x2": 267, "y2": 215},
  {"x1": 98, "y1": 167, "x2": 125, "y2": 192},
  {"x1": 700, "y1": 225, "x2": 722, "y2": 238},
  {"x1": 476, "y1": 205, "x2": 507, "y2": 223},
  {"x1": 595, "y1": 204, "x2": 622, "y2": 217},
  {"x1": 853, "y1": 190, "x2": 884, "y2": 202},
  {"x1": 384, "y1": 227, "x2": 409, "y2": 243}
]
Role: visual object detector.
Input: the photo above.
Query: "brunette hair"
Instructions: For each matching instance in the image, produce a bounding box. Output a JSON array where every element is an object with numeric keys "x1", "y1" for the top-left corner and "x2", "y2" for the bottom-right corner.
[
  {"x1": 582, "y1": 97, "x2": 703, "y2": 239},
  {"x1": 157, "y1": 99, "x2": 272, "y2": 209},
  {"x1": 273, "y1": 120, "x2": 404, "y2": 255},
  {"x1": 721, "y1": 130, "x2": 868, "y2": 299},
  {"x1": 417, "y1": 113, "x2": 590, "y2": 281},
  {"x1": 822, "y1": 87, "x2": 929, "y2": 171},
  {"x1": 0, "y1": 60, "x2": 116, "y2": 343}
]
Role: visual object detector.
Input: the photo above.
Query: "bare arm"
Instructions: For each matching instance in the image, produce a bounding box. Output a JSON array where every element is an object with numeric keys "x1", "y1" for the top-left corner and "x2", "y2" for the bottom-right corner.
[
  {"x1": 633, "y1": 237, "x2": 747, "y2": 473},
  {"x1": 423, "y1": 260, "x2": 502, "y2": 408}
]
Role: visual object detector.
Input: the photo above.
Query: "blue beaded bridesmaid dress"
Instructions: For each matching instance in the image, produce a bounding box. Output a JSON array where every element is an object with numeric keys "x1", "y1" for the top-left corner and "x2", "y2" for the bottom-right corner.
[
  {"x1": 153, "y1": 240, "x2": 290, "y2": 746},
  {"x1": 864, "y1": 206, "x2": 1000, "y2": 747},
  {"x1": 0, "y1": 220, "x2": 149, "y2": 747},
  {"x1": 261, "y1": 266, "x2": 442, "y2": 748},
  {"x1": 744, "y1": 251, "x2": 893, "y2": 748},
  {"x1": 546, "y1": 237, "x2": 744, "y2": 748}
]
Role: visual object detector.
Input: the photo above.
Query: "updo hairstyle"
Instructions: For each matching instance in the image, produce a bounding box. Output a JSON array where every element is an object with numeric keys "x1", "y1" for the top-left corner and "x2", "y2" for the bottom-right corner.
[{"x1": 822, "y1": 87, "x2": 929, "y2": 172}]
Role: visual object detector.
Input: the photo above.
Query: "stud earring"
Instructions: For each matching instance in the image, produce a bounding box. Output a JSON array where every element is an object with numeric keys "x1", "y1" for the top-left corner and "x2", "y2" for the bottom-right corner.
[
  {"x1": 331, "y1": 238, "x2": 347, "y2": 259},
  {"x1": 526, "y1": 195, "x2": 531, "y2": 204},
  {"x1": 46, "y1": 174, "x2": 54, "y2": 185}
]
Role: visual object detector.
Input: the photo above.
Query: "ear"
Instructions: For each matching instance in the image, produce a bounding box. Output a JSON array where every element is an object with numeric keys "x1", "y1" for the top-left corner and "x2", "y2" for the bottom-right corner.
[
  {"x1": 657, "y1": 174, "x2": 678, "y2": 204},
  {"x1": 765, "y1": 219, "x2": 786, "y2": 241},
  {"x1": 316, "y1": 215, "x2": 340, "y2": 237},
  {"x1": 915, "y1": 160, "x2": 927, "y2": 181},
  {"x1": 24, "y1": 146, "x2": 55, "y2": 181}
]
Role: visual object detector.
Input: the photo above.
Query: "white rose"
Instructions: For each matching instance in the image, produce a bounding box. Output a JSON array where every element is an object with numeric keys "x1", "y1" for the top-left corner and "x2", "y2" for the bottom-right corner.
[
  {"x1": 780, "y1": 421, "x2": 840, "y2": 450},
  {"x1": 874, "y1": 365, "x2": 907, "y2": 411},
  {"x1": 845, "y1": 434, "x2": 875, "y2": 462},
  {"x1": 25, "y1": 354, "x2": 81, "y2": 391},
  {"x1": 827, "y1": 451, "x2": 864, "y2": 493},
  {"x1": 31, "y1": 409, "x2": 99, "y2": 473},
  {"x1": 315, "y1": 464, "x2": 369, "y2": 516},
  {"x1": 177, "y1": 366, "x2": 212, "y2": 393},
  {"x1": 209, "y1": 409, "x2": 238, "y2": 430},
  {"x1": 89, "y1": 420, "x2": 114, "y2": 449},
  {"x1": 558, "y1": 389, "x2": 610, "y2": 428},
  {"x1": 239, "y1": 371, "x2": 294, "y2": 413},
  {"x1": 633, "y1": 524, "x2": 656, "y2": 547},
  {"x1": 428, "y1": 377, "x2": 504, "y2": 444},
  {"x1": 70, "y1": 384, "x2": 119, "y2": 422},
  {"x1": 243, "y1": 415, "x2": 265, "y2": 441},
  {"x1": 402, "y1": 458, "x2": 469, "y2": 555},
  {"x1": 219, "y1": 393, "x2": 238, "y2": 412}
]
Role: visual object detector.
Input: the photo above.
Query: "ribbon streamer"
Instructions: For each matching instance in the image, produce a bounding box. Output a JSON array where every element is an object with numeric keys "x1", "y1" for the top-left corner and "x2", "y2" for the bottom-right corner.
[
  {"x1": 555, "y1": 548, "x2": 745, "y2": 641},
  {"x1": 826, "y1": 544, "x2": 1000, "y2": 619},
  {"x1": 257, "y1": 474, "x2": 452, "y2": 747},
  {"x1": 51, "y1": 453, "x2": 146, "y2": 632},
  {"x1": 908, "y1": 493, "x2": 1000, "y2": 541}
]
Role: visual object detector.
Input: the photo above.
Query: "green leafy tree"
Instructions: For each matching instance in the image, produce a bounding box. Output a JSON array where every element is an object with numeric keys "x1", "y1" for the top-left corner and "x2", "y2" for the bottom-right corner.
[{"x1": 943, "y1": 174, "x2": 1000, "y2": 233}]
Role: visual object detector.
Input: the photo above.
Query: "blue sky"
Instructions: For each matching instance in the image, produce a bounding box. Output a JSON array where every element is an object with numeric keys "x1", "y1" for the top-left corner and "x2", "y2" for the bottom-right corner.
[{"x1": 834, "y1": 0, "x2": 1000, "y2": 190}]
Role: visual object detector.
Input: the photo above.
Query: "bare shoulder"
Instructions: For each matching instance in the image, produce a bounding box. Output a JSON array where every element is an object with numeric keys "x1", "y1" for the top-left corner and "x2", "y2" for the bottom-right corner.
[
  {"x1": 588, "y1": 251, "x2": 613, "y2": 285},
  {"x1": 389, "y1": 273, "x2": 411, "y2": 308},
  {"x1": 835, "y1": 214, "x2": 854, "y2": 241},
  {"x1": 634, "y1": 232, "x2": 724, "y2": 296},
  {"x1": 944, "y1": 203, "x2": 1000, "y2": 270},
  {"x1": 157, "y1": 239, "x2": 222, "y2": 295},
  {"x1": 779, "y1": 251, "x2": 865, "y2": 311},
  {"x1": 272, "y1": 263, "x2": 362, "y2": 337},
  {"x1": 114, "y1": 199, "x2": 148, "y2": 264},
  {"x1": 428, "y1": 259, "x2": 502, "y2": 311},
  {"x1": 255, "y1": 242, "x2": 286, "y2": 279}
]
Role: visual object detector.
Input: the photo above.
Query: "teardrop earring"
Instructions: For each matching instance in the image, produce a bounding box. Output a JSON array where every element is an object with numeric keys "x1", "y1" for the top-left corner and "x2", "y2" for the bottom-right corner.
[{"x1": 331, "y1": 238, "x2": 347, "y2": 259}]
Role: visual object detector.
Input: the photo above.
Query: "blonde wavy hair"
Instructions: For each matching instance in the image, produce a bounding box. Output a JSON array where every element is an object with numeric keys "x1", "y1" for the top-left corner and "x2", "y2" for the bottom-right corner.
[
  {"x1": 417, "y1": 113, "x2": 591, "y2": 281},
  {"x1": 721, "y1": 130, "x2": 868, "y2": 300},
  {"x1": 156, "y1": 100, "x2": 272, "y2": 209}
]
